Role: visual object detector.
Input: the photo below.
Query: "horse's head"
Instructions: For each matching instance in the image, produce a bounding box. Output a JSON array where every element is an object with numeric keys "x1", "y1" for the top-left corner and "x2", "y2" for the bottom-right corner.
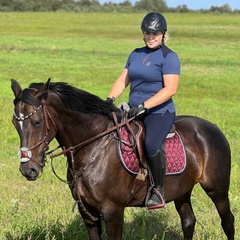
[{"x1": 11, "y1": 78, "x2": 57, "y2": 181}]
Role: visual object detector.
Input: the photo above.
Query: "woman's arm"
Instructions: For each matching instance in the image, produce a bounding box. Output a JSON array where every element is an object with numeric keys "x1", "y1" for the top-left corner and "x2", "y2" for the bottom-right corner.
[
  {"x1": 144, "y1": 74, "x2": 179, "y2": 110},
  {"x1": 107, "y1": 68, "x2": 130, "y2": 100}
]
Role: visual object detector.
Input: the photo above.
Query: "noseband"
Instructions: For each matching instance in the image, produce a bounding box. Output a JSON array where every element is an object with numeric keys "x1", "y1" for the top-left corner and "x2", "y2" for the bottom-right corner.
[{"x1": 13, "y1": 99, "x2": 57, "y2": 166}]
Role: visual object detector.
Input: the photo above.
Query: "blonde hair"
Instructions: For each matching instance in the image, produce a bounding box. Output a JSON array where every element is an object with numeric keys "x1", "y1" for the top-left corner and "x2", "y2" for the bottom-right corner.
[{"x1": 164, "y1": 32, "x2": 169, "y2": 43}]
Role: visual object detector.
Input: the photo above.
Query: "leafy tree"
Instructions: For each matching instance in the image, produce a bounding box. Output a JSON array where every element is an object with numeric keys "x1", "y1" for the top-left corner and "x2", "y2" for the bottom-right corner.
[
  {"x1": 210, "y1": 3, "x2": 231, "y2": 13},
  {"x1": 0, "y1": 0, "x2": 237, "y2": 13},
  {"x1": 134, "y1": 0, "x2": 168, "y2": 12},
  {"x1": 119, "y1": 0, "x2": 132, "y2": 7},
  {"x1": 78, "y1": 0, "x2": 100, "y2": 6},
  {"x1": 0, "y1": 0, "x2": 12, "y2": 11},
  {"x1": 175, "y1": 4, "x2": 189, "y2": 13}
]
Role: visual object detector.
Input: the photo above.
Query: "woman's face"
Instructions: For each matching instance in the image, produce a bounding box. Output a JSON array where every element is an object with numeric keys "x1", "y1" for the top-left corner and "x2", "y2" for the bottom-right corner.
[{"x1": 143, "y1": 32, "x2": 163, "y2": 49}]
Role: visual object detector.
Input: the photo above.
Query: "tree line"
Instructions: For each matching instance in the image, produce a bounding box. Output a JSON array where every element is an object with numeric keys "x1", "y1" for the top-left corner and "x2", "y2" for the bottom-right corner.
[{"x1": 0, "y1": 0, "x2": 239, "y2": 13}]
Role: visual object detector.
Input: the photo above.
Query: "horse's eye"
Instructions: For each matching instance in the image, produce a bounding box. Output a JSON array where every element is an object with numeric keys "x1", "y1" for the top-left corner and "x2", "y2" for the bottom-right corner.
[{"x1": 33, "y1": 119, "x2": 41, "y2": 128}]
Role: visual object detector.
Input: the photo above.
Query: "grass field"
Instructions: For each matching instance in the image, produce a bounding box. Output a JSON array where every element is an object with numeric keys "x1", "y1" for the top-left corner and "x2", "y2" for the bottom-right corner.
[{"x1": 0, "y1": 12, "x2": 239, "y2": 239}]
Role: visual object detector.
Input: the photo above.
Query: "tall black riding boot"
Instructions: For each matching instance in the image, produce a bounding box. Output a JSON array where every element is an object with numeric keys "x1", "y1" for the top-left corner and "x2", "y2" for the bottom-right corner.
[{"x1": 146, "y1": 150, "x2": 166, "y2": 210}]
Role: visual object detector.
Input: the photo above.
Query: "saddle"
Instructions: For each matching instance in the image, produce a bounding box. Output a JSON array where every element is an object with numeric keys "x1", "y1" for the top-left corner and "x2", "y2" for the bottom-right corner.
[
  {"x1": 113, "y1": 103, "x2": 186, "y2": 204},
  {"x1": 114, "y1": 103, "x2": 177, "y2": 170}
]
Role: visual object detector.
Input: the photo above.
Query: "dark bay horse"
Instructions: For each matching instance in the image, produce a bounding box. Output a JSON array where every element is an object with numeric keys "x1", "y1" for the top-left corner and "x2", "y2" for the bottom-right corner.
[{"x1": 11, "y1": 79, "x2": 234, "y2": 240}]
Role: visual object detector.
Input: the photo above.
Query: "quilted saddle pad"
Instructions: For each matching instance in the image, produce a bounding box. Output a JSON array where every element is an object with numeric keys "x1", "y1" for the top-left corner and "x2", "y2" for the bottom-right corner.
[{"x1": 117, "y1": 127, "x2": 186, "y2": 176}]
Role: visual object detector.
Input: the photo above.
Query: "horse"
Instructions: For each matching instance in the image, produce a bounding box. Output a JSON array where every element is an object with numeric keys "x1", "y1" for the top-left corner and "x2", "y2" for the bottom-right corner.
[{"x1": 11, "y1": 78, "x2": 235, "y2": 240}]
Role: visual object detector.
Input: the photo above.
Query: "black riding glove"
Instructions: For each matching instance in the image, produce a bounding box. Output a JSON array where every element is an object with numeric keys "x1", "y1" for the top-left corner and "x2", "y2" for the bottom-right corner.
[
  {"x1": 106, "y1": 97, "x2": 115, "y2": 104},
  {"x1": 128, "y1": 103, "x2": 147, "y2": 118}
]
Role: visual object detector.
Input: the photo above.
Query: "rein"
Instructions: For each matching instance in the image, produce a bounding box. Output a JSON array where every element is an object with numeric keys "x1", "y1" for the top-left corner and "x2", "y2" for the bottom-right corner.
[
  {"x1": 48, "y1": 111, "x2": 137, "y2": 222},
  {"x1": 15, "y1": 98, "x2": 141, "y2": 222},
  {"x1": 48, "y1": 112, "x2": 135, "y2": 184},
  {"x1": 49, "y1": 113, "x2": 135, "y2": 161}
]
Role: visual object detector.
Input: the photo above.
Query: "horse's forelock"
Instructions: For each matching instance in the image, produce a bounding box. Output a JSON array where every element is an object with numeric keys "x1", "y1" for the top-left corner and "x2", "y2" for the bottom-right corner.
[{"x1": 14, "y1": 88, "x2": 41, "y2": 106}]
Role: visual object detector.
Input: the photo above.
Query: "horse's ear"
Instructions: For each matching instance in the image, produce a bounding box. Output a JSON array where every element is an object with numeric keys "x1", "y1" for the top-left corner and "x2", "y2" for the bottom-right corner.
[
  {"x1": 36, "y1": 78, "x2": 51, "y2": 101},
  {"x1": 11, "y1": 79, "x2": 22, "y2": 97},
  {"x1": 44, "y1": 78, "x2": 51, "y2": 91}
]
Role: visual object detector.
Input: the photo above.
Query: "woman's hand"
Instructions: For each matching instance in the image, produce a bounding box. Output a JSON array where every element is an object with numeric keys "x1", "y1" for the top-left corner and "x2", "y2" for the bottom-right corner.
[{"x1": 128, "y1": 103, "x2": 147, "y2": 118}]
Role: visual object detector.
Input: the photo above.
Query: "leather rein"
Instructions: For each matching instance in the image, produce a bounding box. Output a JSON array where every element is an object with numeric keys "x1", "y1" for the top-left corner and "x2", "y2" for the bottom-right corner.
[
  {"x1": 48, "y1": 111, "x2": 135, "y2": 184},
  {"x1": 14, "y1": 101, "x2": 145, "y2": 221},
  {"x1": 15, "y1": 99, "x2": 135, "y2": 182}
]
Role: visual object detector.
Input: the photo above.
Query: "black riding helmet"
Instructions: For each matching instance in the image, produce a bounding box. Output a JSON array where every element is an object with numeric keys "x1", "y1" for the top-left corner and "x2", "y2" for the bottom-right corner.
[{"x1": 141, "y1": 12, "x2": 167, "y2": 33}]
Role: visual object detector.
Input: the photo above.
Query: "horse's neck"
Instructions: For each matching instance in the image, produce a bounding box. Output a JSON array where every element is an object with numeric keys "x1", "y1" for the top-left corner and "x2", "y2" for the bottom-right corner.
[
  {"x1": 55, "y1": 113, "x2": 113, "y2": 174},
  {"x1": 55, "y1": 112, "x2": 111, "y2": 149}
]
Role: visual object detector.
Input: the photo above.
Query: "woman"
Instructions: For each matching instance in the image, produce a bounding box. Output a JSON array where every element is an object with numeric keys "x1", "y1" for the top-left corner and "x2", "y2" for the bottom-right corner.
[{"x1": 106, "y1": 12, "x2": 180, "y2": 210}]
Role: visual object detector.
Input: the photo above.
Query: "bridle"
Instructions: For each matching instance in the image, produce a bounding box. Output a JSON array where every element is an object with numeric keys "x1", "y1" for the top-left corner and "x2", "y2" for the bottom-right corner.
[
  {"x1": 14, "y1": 97, "x2": 135, "y2": 181},
  {"x1": 13, "y1": 99, "x2": 57, "y2": 166}
]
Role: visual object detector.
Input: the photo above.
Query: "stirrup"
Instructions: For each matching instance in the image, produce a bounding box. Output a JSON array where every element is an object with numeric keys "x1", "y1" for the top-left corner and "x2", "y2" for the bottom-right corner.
[{"x1": 146, "y1": 188, "x2": 165, "y2": 210}]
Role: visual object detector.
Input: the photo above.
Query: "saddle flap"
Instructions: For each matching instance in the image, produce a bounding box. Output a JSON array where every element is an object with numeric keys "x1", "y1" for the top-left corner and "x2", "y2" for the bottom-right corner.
[
  {"x1": 129, "y1": 120, "x2": 147, "y2": 169},
  {"x1": 119, "y1": 120, "x2": 147, "y2": 170}
]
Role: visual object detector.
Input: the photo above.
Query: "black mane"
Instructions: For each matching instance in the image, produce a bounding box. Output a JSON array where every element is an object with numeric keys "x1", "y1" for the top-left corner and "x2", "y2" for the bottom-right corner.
[{"x1": 18, "y1": 82, "x2": 120, "y2": 120}]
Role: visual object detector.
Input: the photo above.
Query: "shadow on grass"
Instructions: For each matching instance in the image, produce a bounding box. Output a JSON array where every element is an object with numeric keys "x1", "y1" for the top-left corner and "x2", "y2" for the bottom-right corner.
[
  {"x1": 122, "y1": 208, "x2": 183, "y2": 240},
  {"x1": 5, "y1": 209, "x2": 182, "y2": 240}
]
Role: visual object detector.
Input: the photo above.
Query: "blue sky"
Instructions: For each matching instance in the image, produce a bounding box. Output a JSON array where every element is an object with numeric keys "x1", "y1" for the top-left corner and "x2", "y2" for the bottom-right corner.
[{"x1": 98, "y1": 0, "x2": 240, "y2": 10}]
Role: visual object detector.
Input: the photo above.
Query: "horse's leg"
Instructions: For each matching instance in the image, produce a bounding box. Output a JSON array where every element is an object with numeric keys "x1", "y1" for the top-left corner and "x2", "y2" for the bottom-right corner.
[
  {"x1": 174, "y1": 191, "x2": 196, "y2": 240},
  {"x1": 198, "y1": 151, "x2": 234, "y2": 240},
  {"x1": 102, "y1": 206, "x2": 125, "y2": 240},
  {"x1": 212, "y1": 195, "x2": 235, "y2": 240},
  {"x1": 82, "y1": 218, "x2": 102, "y2": 240},
  {"x1": 201, "y1": 184, "x2": 235, "y2": 239},
  {"x1": 79, "y1": 207, "x2": 102, "y2": 240}
]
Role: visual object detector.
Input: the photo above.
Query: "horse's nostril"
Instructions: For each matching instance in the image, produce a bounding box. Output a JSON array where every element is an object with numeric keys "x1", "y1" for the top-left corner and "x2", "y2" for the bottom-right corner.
[{"x1": 28, "y1": 168, "x2": 38, "y2": 179}]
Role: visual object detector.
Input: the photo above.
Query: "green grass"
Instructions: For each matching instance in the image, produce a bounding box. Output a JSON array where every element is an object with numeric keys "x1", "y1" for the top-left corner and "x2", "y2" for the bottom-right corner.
[{"x1": 0, "y1": 12, "x2": 239, "y2": 239}]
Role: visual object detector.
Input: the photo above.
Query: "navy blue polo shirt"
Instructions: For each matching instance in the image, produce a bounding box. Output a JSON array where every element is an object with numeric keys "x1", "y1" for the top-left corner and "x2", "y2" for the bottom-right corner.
[{"x1": 125, "y1": 45, "x2": 180, "y2": 114}]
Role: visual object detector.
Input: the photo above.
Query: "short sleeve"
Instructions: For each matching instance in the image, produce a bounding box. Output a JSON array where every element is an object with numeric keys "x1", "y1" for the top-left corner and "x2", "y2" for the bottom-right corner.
[
  {"x1": 125, "y1": 55, "x2": 131, "y2": 69},
  {"x1": 162, "y1": 52, "x2": 180, "y2": 75}
]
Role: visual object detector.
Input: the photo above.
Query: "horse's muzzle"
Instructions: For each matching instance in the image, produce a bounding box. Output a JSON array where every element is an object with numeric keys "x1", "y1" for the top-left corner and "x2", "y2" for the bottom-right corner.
[{"x1": 19, "y1": 162, "x2": 42, "y2": 181}]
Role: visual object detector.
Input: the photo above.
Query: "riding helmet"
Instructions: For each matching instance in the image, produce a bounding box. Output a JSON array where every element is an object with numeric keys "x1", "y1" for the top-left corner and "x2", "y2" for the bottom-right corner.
[{"x1": 141, "y1": 12, "x2": 167, "y2": 33}]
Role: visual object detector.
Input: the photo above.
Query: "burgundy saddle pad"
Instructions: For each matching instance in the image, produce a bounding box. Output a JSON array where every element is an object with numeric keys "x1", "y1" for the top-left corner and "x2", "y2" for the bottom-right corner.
[{"x1": 117, "y1": 127, "x2": 186, "y2": 176}]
